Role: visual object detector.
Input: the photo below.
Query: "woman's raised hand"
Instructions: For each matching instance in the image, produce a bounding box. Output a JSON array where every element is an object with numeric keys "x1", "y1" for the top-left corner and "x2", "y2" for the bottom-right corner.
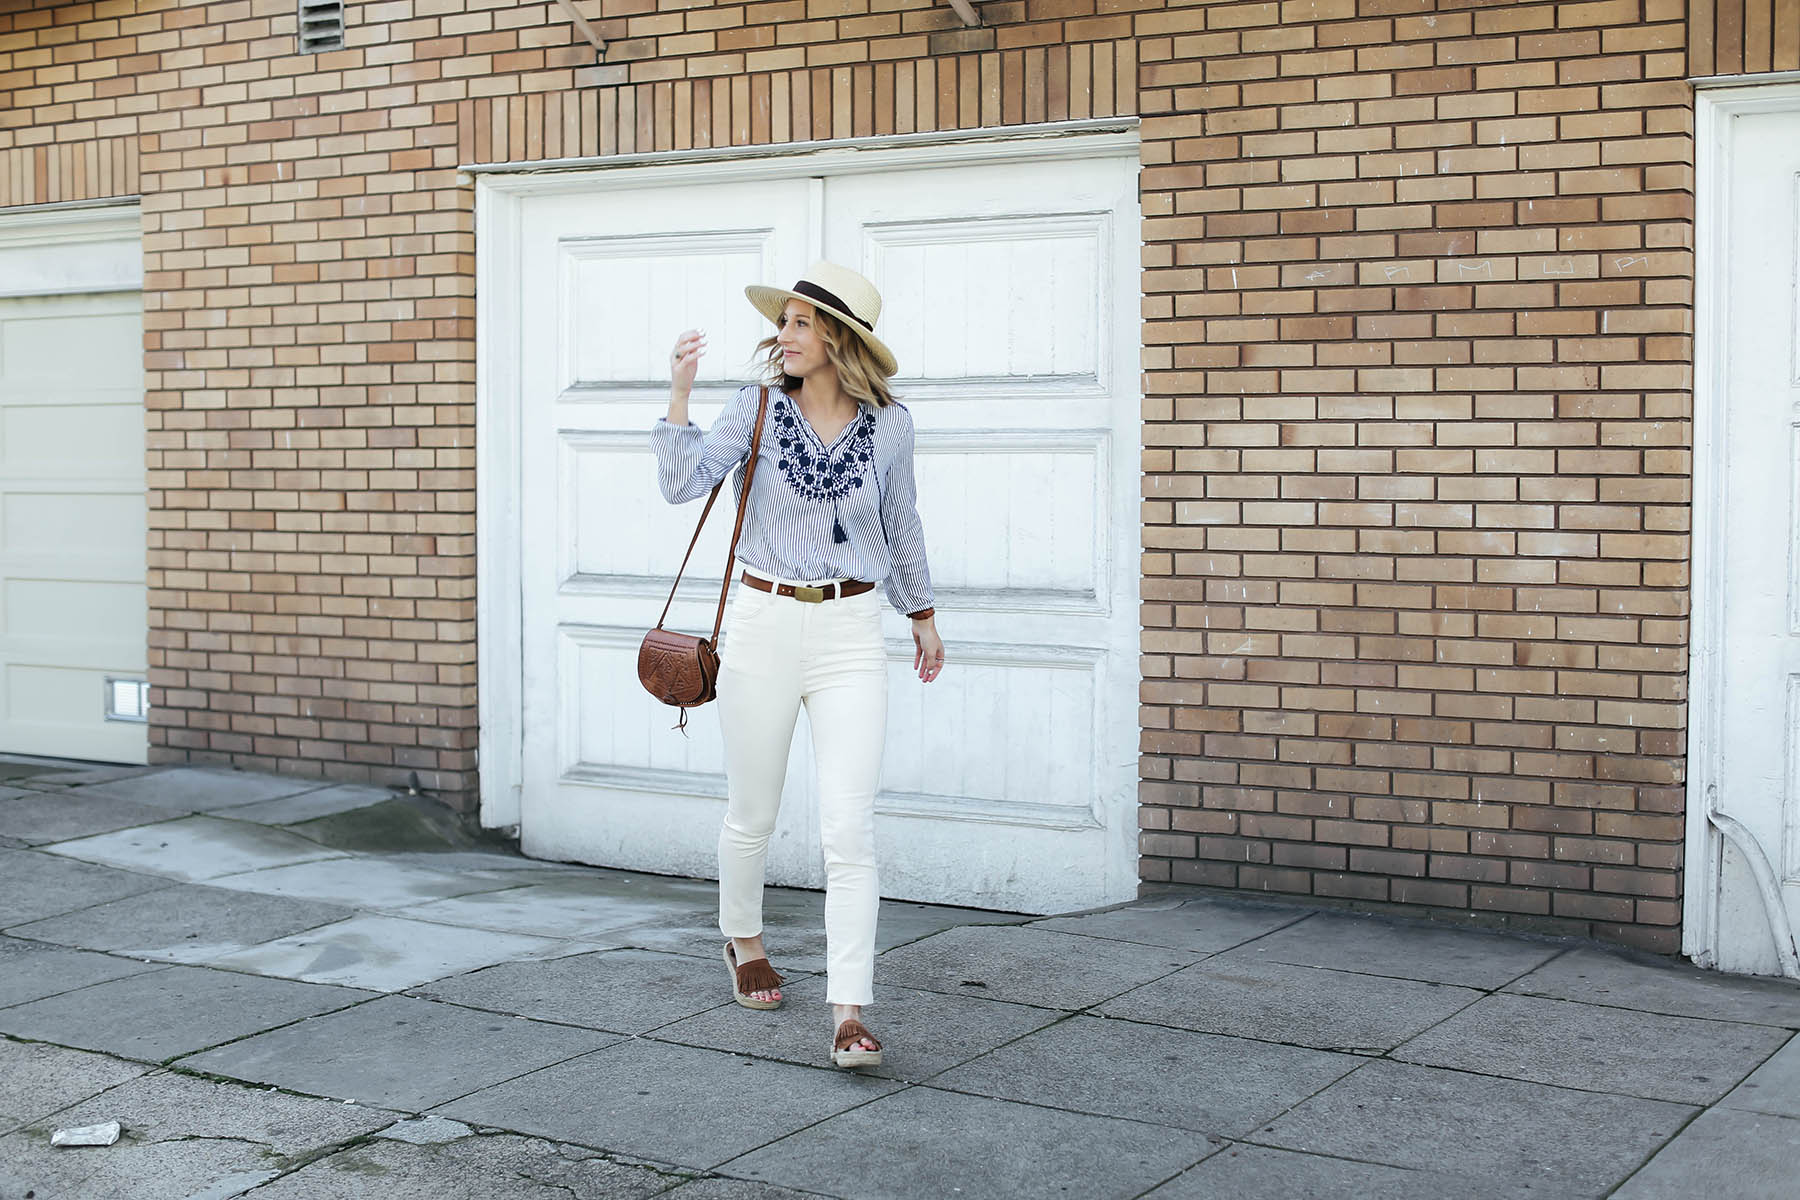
[{"x1": 670, "y1": 329, "x2": 706, "y2": 396}]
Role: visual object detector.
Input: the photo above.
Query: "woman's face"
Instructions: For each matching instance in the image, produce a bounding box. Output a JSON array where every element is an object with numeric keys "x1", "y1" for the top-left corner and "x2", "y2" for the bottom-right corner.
[{"x1": 776, "y1": 299, "x2": 831, "y2": 380}]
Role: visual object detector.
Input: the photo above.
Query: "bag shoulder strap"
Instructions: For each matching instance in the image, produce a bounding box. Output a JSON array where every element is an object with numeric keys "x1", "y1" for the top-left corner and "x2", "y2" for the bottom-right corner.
[{"x1": 655, "y1": 385, "x2": 771, "y2": 636}]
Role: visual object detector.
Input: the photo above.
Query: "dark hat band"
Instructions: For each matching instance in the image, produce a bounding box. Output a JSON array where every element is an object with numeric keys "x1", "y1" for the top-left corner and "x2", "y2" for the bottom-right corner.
[{"x1": 791, "y1": 279, "x2": 874, "y2": 331}]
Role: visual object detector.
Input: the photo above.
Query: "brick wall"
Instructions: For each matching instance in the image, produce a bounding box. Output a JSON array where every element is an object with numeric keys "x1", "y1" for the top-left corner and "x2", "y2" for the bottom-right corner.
[
  {"x1": 1133, "y1": 0, "x2": 1708, "y2": 955},
  {"x1": 1, "y1": 0, "x2": 1793, "y2": 947}
]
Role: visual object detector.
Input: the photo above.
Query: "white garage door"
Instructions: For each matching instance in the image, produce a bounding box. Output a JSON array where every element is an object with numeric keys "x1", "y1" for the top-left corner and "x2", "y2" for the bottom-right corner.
[
  {"x1": 1691, "y1": 94, "x2": 1800, "y2": 975},
  {"x1": 481, "y1": 137, "x2": 1141, "y2": 912},
  {"x1": 0, "y1": 289, "x2": 147, "y2": 763}
]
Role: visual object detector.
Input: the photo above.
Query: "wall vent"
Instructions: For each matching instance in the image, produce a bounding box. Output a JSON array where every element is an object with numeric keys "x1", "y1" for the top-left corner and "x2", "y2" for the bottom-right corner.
[
  {"x1": 298, "y1": 0, "x2": 345, "y2": 54},
  {"x1": 105, "y1": 678, "x2": 150, "y2": 724}
]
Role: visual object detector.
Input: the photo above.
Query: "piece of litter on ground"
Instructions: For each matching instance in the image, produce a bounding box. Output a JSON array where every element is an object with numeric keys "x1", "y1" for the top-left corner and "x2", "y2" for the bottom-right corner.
[{"x1": 51, "y1": 1120, "x2": 121, "y2": 1147}]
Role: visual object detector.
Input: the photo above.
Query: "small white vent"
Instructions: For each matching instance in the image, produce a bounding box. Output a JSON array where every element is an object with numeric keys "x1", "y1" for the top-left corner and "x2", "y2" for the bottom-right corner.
[
  {"x1": 299, "y1": 0, "x2": 345, "y2": 54},
  {"x1": 105, "y1": 678, "x2": 150, "y2": 724}
]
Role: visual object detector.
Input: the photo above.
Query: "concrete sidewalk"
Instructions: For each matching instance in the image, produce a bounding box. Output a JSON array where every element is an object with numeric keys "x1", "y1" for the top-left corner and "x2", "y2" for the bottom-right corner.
[{"x1": 2, "y1": 761, "x2": 1798, "y2": 1199}]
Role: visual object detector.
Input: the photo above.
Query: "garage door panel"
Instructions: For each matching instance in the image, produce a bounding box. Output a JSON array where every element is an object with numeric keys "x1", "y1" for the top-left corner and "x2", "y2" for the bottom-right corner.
[
  {"x1": 4, "y1": 577, "x2": 143, "y2": 636},
  {"x1": 558, "y1": 433, "x2": 740, "y2": 587},
  {"x1": 869, "y1": 214, "x2": 1107, "y2": 385},
  {"x1": 8, "y1": 664, "x2": 111, "y2": 721},
  {"x1": 0, "y1": 712, "x2": 144, "y2": 763},
  {"x1": 563, "y1": 233, "x2": 780, "y2": 392},
  {"x1": 4, "y1": 492, "x2": 143, "y2": 554},
  {"x1": 2, "y1": 405, "x2": 142, "y2": 473},
  {"x1": 557, "y1": 626, "x2": 728, "y2": 777},
  {"x1": 878, "y1": 648, "x2": 1098, "y2": 818},
  {"x1": 0, "y1": 639, "x2": 145, "y2": 675},
  {"x1": 545, "y1": 620, "x2": 817, "y2": 883},
  {"x1": 914, "y1": 436, "x2": 1103, "y2": 598},
  {"x1": 0, "y1": 310, "x2": 141, "y2": 385}
]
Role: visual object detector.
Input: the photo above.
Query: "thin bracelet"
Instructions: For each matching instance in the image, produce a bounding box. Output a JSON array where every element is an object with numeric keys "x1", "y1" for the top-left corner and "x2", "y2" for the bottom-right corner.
[{"x1": 907, "y1": 607, "x2": 935, "y2": 621}]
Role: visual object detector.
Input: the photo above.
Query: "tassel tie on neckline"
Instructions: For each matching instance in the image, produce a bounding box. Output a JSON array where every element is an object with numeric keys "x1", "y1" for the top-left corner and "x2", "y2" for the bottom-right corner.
[{"x1": 771, "y1": 395, "x2": 874, "y2": 549}]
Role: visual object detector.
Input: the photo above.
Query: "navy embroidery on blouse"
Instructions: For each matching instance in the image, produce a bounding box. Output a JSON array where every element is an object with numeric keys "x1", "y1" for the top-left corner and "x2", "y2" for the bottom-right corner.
[{"x1": 771, "y1": 391, "x2": 877, "y2": 542}]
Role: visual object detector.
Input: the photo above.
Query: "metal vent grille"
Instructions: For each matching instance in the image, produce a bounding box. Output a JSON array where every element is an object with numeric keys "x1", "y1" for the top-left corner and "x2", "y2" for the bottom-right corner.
[
  {"x1": 105, "y1": 678, "x2": 149, "y2": 724},
  {"x1": 298, "y1": 0, "x2": 345, "y2": 54}
]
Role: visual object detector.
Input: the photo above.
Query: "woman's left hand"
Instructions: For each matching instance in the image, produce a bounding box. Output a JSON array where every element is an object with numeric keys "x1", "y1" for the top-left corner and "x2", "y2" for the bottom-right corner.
[{"x1": 912, "y1": 618, "x2": 945, "y2": 683}]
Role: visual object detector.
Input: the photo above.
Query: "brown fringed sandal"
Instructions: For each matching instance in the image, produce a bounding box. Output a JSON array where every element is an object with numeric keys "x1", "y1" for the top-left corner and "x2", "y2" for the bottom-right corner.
[
  {"x1": 722, "y1": 942, "x2": 784, "y2": 1010},
  {"x1": 831, "y1": 1018, "x2": 883, "y2": 1069}
]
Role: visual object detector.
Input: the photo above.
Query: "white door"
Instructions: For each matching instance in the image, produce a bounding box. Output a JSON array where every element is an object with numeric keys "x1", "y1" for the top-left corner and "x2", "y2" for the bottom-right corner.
[
  {"x1": 0, "y1": 291, "x2": 148, "y2": 763},
  {"x1": 500, "y1": 143, "x2": 1140, "y2": 912},
  {"x1": 1697, "y1": 100, "x2": 1800, "y2": 974},
  {"x1": 515, "y1": 176, "x2": 820, "y2": 885}
]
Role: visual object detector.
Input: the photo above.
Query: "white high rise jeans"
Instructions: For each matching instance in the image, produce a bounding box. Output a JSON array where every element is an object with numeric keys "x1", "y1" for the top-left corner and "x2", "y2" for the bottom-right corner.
[{"x1": 715, "y1": 569, "x2": 887, "y2": 1006}]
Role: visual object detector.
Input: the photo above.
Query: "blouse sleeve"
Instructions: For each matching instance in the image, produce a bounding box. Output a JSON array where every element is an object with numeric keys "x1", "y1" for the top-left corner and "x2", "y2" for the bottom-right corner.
[
  {"x1": 651, "y1": 385, "x2": 756, "y2": 504},
  {"x1": 879, "y1": 406, "x2": 936, "y2": 616}
]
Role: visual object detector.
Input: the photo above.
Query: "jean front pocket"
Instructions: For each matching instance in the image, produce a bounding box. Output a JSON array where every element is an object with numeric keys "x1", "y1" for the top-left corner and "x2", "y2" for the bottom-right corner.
[{"x1": 725, "y1": 583, "x2": 769, "y2": 627}]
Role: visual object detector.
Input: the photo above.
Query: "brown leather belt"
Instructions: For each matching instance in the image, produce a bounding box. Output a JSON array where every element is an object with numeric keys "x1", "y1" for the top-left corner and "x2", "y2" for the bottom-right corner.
[{"x1": 741, "y1": 571, "x2": 874, "y2": 604}]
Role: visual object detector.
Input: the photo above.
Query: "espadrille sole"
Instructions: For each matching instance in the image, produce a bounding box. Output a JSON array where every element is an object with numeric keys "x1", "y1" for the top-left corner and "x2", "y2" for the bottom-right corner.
[
  {"x1": 831, "y1": 1018, "x2": 883, "y2": 1068},
  {"x1": 830, "y1": 1047, "x2": 883, "y2": 1068}
]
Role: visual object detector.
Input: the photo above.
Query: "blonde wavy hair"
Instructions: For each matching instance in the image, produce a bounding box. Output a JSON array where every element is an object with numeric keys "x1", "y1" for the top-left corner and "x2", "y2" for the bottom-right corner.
[{"x1": 753, "y1": 303, "x2": 896, "y2": 408}]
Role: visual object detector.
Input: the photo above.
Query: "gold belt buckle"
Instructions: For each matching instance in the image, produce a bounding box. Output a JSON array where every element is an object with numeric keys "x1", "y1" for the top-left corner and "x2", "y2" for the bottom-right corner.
[{"x1": 792, "y1": 585, "x2": 826, "y2": 603}]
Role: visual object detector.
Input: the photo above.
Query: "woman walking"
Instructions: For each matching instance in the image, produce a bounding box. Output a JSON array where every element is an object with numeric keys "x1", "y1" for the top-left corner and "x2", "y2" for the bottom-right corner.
[{"x1": 652, "y1": 261, "x2": 944, "y2": 1068}]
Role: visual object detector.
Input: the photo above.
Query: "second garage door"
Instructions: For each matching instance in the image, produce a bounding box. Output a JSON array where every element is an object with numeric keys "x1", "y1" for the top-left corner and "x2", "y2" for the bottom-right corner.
[{"x1": 0, "y1": 287, "x2": 147, "y2": 763}]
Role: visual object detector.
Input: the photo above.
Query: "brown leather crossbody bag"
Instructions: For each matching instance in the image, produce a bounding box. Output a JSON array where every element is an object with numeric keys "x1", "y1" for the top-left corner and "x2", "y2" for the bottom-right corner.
[{"x1": 637, "y1": 385, "x2": 770, "y2": 729}]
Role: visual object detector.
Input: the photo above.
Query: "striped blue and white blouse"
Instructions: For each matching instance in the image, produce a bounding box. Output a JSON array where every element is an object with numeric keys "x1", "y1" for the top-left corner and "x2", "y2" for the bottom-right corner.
[{"x1": 652, "y1": 383, "x2": 935, "y2": 616}]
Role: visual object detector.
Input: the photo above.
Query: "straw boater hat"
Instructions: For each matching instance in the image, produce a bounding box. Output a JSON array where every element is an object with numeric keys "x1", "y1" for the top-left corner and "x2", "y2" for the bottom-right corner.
[{"x1": 745, "y1": 261, "x2": 899, "y2": 377}]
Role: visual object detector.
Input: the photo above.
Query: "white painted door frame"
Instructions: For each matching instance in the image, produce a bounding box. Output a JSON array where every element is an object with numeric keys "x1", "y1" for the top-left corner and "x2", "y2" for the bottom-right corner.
[
  {"x1": 1686, "y1": 78, "x2": 1800, "y2": 975},
  {"x1": 473, "y1": 123, "x2": 1141, "y2": 883},
  {"x1": 0, "y1": 200, "x2": 142, "y2": 298}
]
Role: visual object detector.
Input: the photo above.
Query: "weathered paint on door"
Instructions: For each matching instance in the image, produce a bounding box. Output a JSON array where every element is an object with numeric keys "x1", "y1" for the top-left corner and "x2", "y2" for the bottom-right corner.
[
  {"x1": 510, "y1": 150, "x2": 1140, "y2": 912},
  {"x1": 1705, "y1": 103, "x2": 1800, "y2": 974}
]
